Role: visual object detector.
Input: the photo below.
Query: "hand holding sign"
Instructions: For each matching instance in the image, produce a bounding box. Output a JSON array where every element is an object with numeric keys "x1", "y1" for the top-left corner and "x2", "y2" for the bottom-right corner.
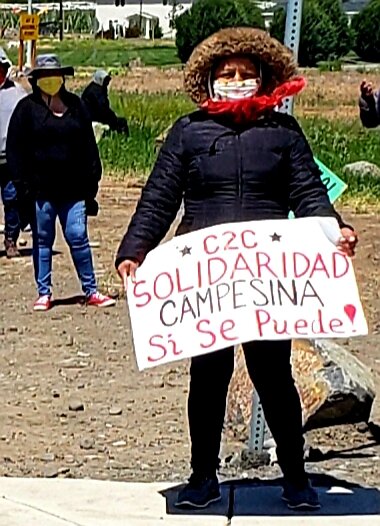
[
  {"x1": 125, "y1": 217, "x2": 367, "y2": 370},
  {"x1": 118, "y1": 259, "x2": 139, "y2": 289},
  {"x1": 338, "y1": 227, "x2": 358, "y2": 257}
]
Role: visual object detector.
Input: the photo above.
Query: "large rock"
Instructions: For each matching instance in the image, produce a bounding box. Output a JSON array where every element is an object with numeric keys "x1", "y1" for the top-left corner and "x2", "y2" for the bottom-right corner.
[
  {"x1": 343, "y1": 161, "x2": 380, "y2": 179},
  {"x1": 226, "y1": 340, "x2": 375, "y2": 438}
]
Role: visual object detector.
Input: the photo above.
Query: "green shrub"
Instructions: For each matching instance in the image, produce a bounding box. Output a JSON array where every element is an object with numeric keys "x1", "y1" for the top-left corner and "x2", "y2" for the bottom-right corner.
[
  {"x1": 352, "y1": 0, "x2": 380, "y2": 62},
  {"x1": 174, "y1": 0, "x2": 265, "y2": 64},
  {"x1": 318, "y1": 0, "x2": 353, "y2": 58},
  {"x1": 270, "y1": 0, "x2": 352, "y2": 67},
  {"x1": 154, "y1": 25, "x2": 163, "y2": 39},
  {"x1": 317, "y1": 59, "x2": 342, "y2": 72}
]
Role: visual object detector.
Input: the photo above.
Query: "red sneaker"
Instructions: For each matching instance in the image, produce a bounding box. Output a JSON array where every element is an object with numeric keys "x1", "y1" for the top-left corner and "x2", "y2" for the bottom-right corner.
[
  {"x1": 33, "y1": 295, "x2": 52, "y2": 312},
  {"x1": 86, "y1": 292, "x2": 116, "y2": 308}
]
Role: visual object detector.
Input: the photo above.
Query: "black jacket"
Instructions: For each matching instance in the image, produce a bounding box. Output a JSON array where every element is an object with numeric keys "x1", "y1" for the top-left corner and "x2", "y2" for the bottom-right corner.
[
  {"x1": 6, "y1": 89, "x2": 101, "y2": 203},
  {"x1": 82, "y1": 81, "x2": 119, "y2": 129},
  {"x1": 116, "y1": 111, "x2": 350, "y2": 266},
  {"x1": 359, "y1": 92, "x2": 380, "y2": 128}
]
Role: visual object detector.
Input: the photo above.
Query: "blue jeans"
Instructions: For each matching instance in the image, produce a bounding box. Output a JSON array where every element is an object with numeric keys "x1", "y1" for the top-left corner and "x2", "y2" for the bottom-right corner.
[
  {"x1": 0, "y1": 164, "x2": 20, "y2": 242},
  {"x1": 33, "y1": 200, "x2": 97, "y2": 297}
]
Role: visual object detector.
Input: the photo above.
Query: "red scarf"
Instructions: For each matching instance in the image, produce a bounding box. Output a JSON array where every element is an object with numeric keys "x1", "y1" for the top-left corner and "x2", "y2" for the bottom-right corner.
[{"x1": 201, "y1": 77, "x2": 306, "y2": 123}]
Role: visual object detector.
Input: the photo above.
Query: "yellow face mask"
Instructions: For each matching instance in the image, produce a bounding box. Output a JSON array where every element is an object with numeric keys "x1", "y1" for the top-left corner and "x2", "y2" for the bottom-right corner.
[{"x1": 36, "y1": 76, "x2": 64, "y2": 96}]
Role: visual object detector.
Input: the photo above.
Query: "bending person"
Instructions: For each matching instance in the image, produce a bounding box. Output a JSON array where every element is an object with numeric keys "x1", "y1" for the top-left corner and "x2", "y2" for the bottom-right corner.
[{"x1": 82, "y1": 70, "x2": 129, "y2": 134}]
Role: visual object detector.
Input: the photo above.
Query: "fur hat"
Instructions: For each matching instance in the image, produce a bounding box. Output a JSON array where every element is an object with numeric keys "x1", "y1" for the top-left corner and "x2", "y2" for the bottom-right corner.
[{"x1": 184, "y1": 27, "x2": 297, "y2": 104}]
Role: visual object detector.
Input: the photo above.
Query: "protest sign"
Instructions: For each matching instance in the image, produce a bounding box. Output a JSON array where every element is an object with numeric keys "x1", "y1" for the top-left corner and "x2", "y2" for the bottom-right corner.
[{"x1": 127, "y1": 217, "x2": 367, "y2": 370}]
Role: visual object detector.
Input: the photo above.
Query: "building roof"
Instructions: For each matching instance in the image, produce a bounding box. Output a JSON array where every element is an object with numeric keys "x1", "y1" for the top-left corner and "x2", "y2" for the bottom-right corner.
[{"x1": 126, "y1": 11, "x2": 158, "y2": 19}]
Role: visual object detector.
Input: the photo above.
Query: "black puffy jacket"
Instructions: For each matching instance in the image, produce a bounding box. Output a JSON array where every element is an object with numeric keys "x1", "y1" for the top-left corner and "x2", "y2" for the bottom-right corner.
[{"x1": 116, "y1": 111, "x2": 350, "y2": 266}]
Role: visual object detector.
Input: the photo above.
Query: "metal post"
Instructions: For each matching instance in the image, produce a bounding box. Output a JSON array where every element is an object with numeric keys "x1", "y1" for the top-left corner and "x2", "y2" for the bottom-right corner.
[
  {"x1": 59, "y1": 0, "x2": 64, "y2": 41},
  {"x1": 18, "y1": 39, "x2": 25, "y2": 71},
  {"x1": 248, "y1": 385, "x2": 266, "y2": 452},
  {"x1": 280, "y1": 0, "x2": 304, "y2": 115},
  {"x1": 247, "y1": 0, "x2": 304, "y2": 455},
  {"x1": 25, "y1": 0, "x2": 33, "y2": 67}
]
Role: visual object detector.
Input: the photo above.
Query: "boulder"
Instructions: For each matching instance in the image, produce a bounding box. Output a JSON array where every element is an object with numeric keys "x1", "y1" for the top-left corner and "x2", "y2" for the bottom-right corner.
[
  {"x1": 226, "y1": 339, "x2": 376, "y2": 439},
  {"x1": 343, "y1": 161, "x2": 380, "y2": 179}
]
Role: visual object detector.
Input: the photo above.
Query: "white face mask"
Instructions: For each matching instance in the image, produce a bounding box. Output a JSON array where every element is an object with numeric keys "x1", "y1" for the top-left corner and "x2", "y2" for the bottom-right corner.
[{"x1": 212, "y1": 78, "x2": 261, "y2": 101}]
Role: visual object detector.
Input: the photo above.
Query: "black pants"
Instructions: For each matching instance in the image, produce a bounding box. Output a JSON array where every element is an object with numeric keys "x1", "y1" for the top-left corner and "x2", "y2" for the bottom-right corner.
[
  {"x1": 188, "y1": 340, "x2": 306, "y2": 484},
  {"x1": 0, "y1": 163, "x2": 20, "y2": 242}
]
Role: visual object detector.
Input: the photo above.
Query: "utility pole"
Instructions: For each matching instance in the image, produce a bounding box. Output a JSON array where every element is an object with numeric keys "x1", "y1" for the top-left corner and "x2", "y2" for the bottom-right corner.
[
  {"x1": 139, "y1": 0, "x2": 143, "y2": 34},
  {"x1": 25, "y1": 0, "x2": 33, "y2": 66},
  {"x1": 59, "y1": 0, "x2": 64, "y2": 41}
]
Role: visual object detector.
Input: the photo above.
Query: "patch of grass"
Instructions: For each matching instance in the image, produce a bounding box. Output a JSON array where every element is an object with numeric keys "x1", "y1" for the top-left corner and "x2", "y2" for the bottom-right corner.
[
  {"x1": 99, "y1": 92, "x2": 380, "y2": 201},
  {"x1": 99, "y1": 93, "x2": 193, "y2": 178},
  {"x1": 1, "y1": 38, "x2": 179, "y2": 68},
  {"x1": 300, "y1": 117, "x2": 380, "y2": 200}
]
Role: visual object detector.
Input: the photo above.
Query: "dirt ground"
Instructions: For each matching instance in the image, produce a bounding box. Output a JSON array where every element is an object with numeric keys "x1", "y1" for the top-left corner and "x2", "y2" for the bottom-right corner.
[{"x1": 0, "y1": 181, "x2": 379, "y2": 487}]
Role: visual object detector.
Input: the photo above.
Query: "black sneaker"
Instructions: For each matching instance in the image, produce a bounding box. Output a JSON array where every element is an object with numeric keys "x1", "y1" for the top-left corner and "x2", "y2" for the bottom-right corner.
[
  {"x1": 282, "y1": 480, "x2": 321, "y2": 510},
  {"x1": 175, "y1": 474, "x2": 221, "y2": 509}
]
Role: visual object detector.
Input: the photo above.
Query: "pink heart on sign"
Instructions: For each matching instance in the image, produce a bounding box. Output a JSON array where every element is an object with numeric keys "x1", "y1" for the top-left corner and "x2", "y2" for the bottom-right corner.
[{"x1": 344, "y1": 304, "x2": 356, "y2": 324}]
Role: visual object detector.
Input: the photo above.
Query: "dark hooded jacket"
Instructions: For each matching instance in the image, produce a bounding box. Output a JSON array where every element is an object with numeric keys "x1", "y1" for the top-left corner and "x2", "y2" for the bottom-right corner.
[
  {"x1": 82, "y1": 77, "x2": 119, "y2": 129},
  {"x1": 6, "y1": 87, "x2": 101, "y2": 203},
  {"x1": 116, "y1": 28, "x2": 352, "y2": 267}
]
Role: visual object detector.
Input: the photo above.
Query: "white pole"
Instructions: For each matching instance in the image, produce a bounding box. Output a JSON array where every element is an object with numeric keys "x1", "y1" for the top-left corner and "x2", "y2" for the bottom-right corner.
[
  {"x1": 247, "y1": 0, "x2": 304, "y2": 455},
  {"x1": 26, "y1": 0, "x2": 33, "y2": 67}
]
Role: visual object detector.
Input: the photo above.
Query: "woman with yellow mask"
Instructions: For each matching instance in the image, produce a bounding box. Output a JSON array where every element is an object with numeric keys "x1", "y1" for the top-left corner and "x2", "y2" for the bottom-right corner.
[{"x1": 6, "y1": 54, "x2": 116, "y2": 311}]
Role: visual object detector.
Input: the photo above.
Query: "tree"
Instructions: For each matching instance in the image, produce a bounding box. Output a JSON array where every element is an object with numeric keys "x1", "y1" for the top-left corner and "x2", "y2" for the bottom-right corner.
[
  {"x1": 270, "y1": 0, "x2": 351, "y2": 67},
  {"x1": 352, "y1": 0, "x2": 380, "y2": 62},
  {"x1": 318, "y1": 0, "x2": 352, "y2": 57},
  {"x1": 174, "y1": 0, "x2": 265, "y2": 64}
]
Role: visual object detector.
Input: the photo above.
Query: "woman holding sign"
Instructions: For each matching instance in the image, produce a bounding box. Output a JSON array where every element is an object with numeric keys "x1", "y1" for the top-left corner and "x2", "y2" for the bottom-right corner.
[{"x1": 116, "y1": 28, "x2": 357, "y2": 510}]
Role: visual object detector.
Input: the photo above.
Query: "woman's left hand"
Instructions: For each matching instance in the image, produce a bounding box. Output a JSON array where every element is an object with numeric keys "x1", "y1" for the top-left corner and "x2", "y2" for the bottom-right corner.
[{"x1": 337, "y1": 228, "x2": 358, "y2": 257}]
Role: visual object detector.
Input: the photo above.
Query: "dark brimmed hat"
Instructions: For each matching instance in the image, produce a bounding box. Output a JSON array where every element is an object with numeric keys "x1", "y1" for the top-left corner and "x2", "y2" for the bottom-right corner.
[
  {"x1": 28, "y1": 54, "x2": 74, "y2": 77},
  {"x1": 184, "y1": 27, "x2": 298, "y2": 104}
]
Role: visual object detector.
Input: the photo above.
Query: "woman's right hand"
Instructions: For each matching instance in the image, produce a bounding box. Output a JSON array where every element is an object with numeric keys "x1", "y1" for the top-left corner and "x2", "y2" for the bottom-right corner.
[{"x1": 117, "y1": 259, "x2": 139, "y2": 290}]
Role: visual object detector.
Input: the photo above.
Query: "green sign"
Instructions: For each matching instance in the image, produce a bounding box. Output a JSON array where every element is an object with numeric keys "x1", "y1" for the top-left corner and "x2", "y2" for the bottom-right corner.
[
  {"x1": 289, "y1": 157, "x2": 347, "y2": 218},
  {"x1": 315, "y1": 157, "x2": 347, "y2": 203}
]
